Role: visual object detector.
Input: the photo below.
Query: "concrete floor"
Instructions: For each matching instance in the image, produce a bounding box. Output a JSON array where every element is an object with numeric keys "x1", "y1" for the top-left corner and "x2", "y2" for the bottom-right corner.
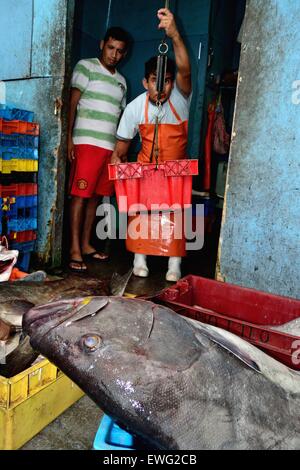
[
  {"x1": 22, "y1": 395, "x2": 101, "y2": 450},
  {"x1": 21, "y1": 219, "x2": 221, "y2": 450}
]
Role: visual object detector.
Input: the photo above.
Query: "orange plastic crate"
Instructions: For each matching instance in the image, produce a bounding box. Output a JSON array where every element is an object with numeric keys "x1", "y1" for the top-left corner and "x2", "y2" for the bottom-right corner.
[
  {"x1": 109, "y1": 159, "x2": 198, "y2": 213},
  {"x1": 0, "y1": 119, "x2": 39, "y2": 136}
]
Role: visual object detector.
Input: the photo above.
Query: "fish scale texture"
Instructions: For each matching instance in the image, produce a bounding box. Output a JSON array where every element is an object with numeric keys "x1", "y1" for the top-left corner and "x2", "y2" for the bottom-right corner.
[{"x1": 24, "y1": 296, "x2": 300, "y2": 450}]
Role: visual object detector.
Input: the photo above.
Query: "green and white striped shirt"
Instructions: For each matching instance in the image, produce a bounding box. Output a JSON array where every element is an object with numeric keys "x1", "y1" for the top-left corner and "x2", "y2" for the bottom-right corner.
[{"x1": 71, "y1": 58, "x2": 127, "y2": 150}]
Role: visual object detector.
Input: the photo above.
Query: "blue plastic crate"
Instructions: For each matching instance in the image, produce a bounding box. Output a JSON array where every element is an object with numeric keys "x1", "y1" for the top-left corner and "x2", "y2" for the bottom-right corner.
[
  {"x1": 16, "y1": 251, "x2": 31, "y2": 272},
  {"x1": 19, "y1": 195, "x2": 38, "y2": 209},
  {"x1": 3, "y1": 195, "x2": 38, "y2": 217},
  {"x1": 0, "y1": 198, "x2": 4, "y2": 231},
  {"x1": 0, "y1": 133, "x2": 39, "y2": 161},
  {"x1": 0, "y1": 134, "x2": 19, "y2": 147},
  {"x1": 10, "y1": 240, "x2": 36, "y2": 272},
  {"x1": 0, "y1": 105, "x2": 34, "y2": 122},
  {"x1": 1, "y1": 147, "x2": 39, "y2": 160},
  {"x1": 0, "y1": 133, "x2": 39, "y2": 149},
  {"x1": 7, "y1": 215, "x2": 37, "y2": 233},
  {"x1": 5, "y1": 204, "x2": 38, "y2": 217},
  {"x1": 14, "y1": 134, "x2": 39, "y2": 149},
  {"x1": 0, "y1": 196, "x2": 3, "y2": 235},
  {"x1": 93, "y1": 414, "x2": 151, "y2": 451},
  {"x1": 93, "y1": 415, "x2": 136, "y2": 451},
  {"x1": 93, "y1": 415, "x2": 154, "y2": 450}
]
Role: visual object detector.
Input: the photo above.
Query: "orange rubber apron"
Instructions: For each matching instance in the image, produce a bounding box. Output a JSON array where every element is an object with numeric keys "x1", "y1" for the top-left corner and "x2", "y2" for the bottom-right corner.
[
  {"x1": 138, "y1": 95, "x2": 188, "y2": 163},
  {"x1": 126, "y1": 95, "x2": 188, "y2": 257}
]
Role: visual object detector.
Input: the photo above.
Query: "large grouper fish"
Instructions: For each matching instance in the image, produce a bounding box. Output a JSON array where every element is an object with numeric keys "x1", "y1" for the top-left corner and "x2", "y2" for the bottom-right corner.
[
  {"x1": 0, "y1": 275, "x2": 110, "y2": 377},
  {"x1": 23, "y1": 296, "x2": 300, "y2": 450}
]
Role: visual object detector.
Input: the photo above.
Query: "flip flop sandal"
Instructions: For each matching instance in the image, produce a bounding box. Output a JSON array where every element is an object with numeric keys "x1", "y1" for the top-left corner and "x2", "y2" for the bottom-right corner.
[
  {"x1": 68, "y1": 259, "x2": 88, "y2": 272},
  {"x1": 82, "y1": 251, "x2": 109, "y2": 262}
]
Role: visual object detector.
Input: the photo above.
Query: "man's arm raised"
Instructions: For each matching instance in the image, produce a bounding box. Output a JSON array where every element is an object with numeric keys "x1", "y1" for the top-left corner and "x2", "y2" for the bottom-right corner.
[{"x1": 157, "y1": 8, "x2": 192, "y2": 96}]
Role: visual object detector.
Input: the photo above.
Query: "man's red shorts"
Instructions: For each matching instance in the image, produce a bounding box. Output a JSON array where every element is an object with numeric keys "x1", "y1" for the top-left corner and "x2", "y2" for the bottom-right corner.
[{"x1": 69, "y1": 144, "x2": 114, "y2": 198}]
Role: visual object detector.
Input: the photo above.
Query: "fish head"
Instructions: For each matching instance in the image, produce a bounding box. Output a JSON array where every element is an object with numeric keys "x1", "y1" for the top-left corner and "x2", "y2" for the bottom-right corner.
[{"x1": 23, "y1": 296, "x2": 204, "y2": 448}]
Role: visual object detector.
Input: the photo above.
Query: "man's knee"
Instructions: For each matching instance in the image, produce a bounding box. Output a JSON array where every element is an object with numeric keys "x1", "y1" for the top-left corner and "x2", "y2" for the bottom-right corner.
[{"x1": 71, "y1": 196, "x2": 86, "y2": 206}]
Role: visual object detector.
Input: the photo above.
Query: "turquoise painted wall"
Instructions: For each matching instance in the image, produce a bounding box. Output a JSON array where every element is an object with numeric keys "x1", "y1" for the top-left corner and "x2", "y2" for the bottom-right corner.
[
  {"x1": 219, "y1": 0, "x2": 300, "y2": 299},
  {"x1": 0, "y1": 0, "x2": 74, "y2": 266}
]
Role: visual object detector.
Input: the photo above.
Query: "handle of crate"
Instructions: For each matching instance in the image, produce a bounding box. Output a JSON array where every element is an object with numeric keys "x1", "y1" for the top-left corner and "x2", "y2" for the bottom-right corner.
[{"x1": 108, "y1": 160, "x2": 199, "y2": 181}]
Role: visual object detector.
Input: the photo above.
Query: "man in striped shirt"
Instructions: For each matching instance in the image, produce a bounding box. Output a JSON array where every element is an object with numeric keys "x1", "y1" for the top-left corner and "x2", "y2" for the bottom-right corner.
[{"x1": 68, "y1": 27, "x2": 130, "y2": 272}]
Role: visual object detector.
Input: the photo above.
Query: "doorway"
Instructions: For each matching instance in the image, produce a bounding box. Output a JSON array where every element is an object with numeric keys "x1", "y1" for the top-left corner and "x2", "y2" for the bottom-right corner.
[{"x1": 63, "y1": 0, "x2": 246, "y2": 290}]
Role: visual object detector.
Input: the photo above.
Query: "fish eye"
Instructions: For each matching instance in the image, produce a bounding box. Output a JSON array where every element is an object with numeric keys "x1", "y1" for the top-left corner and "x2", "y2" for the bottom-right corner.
[{"x1": 81, "y1": 334, "x2": 102, "y2": 352}]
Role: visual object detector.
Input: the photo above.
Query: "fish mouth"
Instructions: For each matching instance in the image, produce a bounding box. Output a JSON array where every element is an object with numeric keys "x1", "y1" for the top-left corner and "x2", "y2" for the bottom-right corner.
[
  {"x1": 23, "y1": 298, "x2": 82, "y2": 337},
  {"x1": 0, "y1": 258, "x2": 15, "y2": 274},
  {"x1": 23, "y1": 297, "x2": 109, "y2": 339}
]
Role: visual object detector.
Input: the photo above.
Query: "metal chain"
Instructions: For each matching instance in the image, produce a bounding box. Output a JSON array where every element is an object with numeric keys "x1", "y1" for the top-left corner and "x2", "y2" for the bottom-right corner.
[
  {"x1": 150, "y1": 1, "x2": 170, "y2": 167},
  {"x1": 156, "y1": 0, "x2": 170, "y2": 104},
  {"x1": 154, "y1": 116, "x2": 160, "y2": 169},
  {"x1": 150, "y1": 115, "x2": 160, "y2": 168}
]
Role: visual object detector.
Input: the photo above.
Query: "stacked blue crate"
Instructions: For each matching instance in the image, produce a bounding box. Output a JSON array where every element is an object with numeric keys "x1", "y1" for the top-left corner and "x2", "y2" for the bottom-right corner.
[
  {"x1": 1, "y1": 134, "x2": 39, "y2": 147},
  {"x1": 5, "y1": 200, "x2": 37, "y2": 271},
  {"x1": 9, "y1": 240, "x2": 36, "y2": 272},
  {"x1": 0, "y1": 106, "x2": 38, "y2": 271},
  {"x1": 7, "y1": 205, "x2": 38, "y2": 232},
  {"x1": 0, "y1": 196, "x2": 2, "y2": 235},
  {"x1": 0, "y1": 134, "x2": 39, "y2": 165},
  {"x1": 0, "y1": 105, "x2": 34, "y2": 122}
]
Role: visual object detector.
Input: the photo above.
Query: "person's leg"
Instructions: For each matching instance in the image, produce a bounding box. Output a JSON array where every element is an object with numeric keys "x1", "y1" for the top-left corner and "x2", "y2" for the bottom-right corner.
[
  {"x1": 102, "y1": 196, "x2": 112, "y2": 257},
  {"x1": 69, "y1": 144, "x2": 101, "y2": 269},
  {"x1": 70, "y1": 145, "x2": 111, "y2": 262},
  {"x1": 133, "y1": 253, "x2": 149, "y2": 278},
  {"x1": 69, "y1": 196, "x2": 87, "y2": 271},
  {"x1": 166, "y1": 257, "x2": 181, "y2": 282},
  {"x1": 81, "y1": 195, "x2": 108, "y2": 260},
  {"x1": 83, "y1": 148, "x2": 114, "y2": 260}
]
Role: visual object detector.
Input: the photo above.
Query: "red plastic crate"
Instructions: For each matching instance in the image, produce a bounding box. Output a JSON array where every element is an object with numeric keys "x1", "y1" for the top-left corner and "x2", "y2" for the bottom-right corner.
[
  {"x1": 0, "y1": 118, "x2": 39, "y2": 136},
  {"x1": 155, "y1": 275, "x2": 300, "y2": 370},
  {"x1": 8, "y1": 230, "x2": 37, "y2": 243},
  {"x1": 109, "y1": 160, "x2": 198, "y2": 213},
  {"x1": 0, "y1": 182, "x2": 38, "y2": 198},
  {"x1": 0, "y1": 183, "x2": 37, "y2": 198}
]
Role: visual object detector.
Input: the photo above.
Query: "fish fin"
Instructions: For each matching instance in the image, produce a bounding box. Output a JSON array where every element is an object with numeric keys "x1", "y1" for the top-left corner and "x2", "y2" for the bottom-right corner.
[
  {"x1": 196, "y1": 331, "x2": 261, "y2": 373},
  {"x1": 72, "y1": 297, "x2": 109, "y2": 323},
  {"x1": 110, "y1": 269, "x2": 133, "y2": 297},
  {"x1": 187, "y1": 319, "x2": 261, "y2": 373}
]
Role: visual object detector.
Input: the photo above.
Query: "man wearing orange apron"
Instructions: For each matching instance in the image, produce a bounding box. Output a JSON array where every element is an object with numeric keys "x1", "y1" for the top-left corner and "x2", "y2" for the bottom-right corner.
[{"x1": 111, "y1": 7, "x2": 192, "y2": 281}]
